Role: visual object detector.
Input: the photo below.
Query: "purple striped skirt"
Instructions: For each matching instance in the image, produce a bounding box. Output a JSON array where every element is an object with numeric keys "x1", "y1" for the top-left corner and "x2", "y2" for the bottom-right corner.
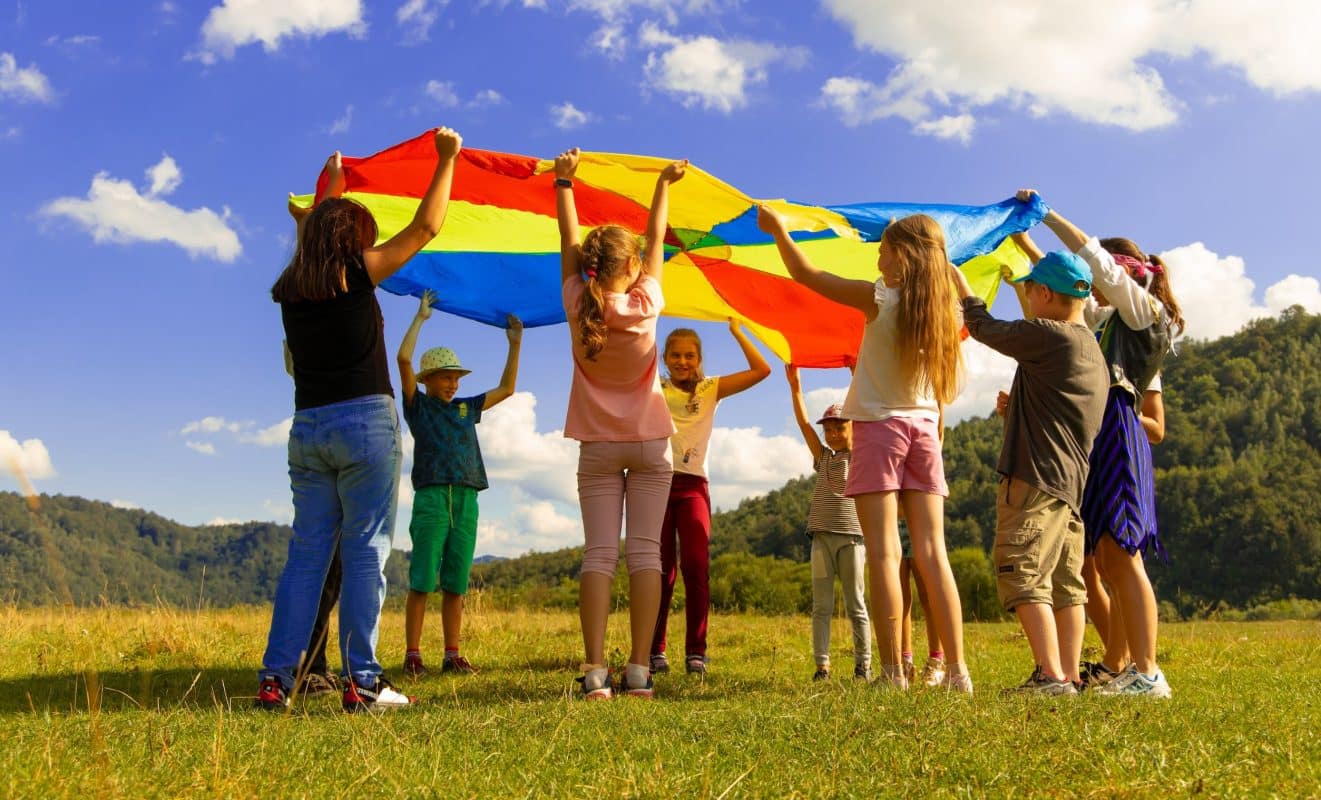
[{"x1": 1081, "y1": 387, "x2": 1165, "y2": 559}]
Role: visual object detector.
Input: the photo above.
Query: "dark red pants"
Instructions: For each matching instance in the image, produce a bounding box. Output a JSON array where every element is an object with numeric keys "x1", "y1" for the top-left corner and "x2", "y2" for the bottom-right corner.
[{"x1": 651, "y1": 473, "x2": 711, "y2": 658}]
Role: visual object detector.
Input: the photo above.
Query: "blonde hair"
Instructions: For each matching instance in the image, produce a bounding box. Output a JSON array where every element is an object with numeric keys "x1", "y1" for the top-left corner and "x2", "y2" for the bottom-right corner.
[
  {"x1": 663, "y1": 328, "x2": 704, "y2": 393},
  {"x1": 576, "y1": 225, "x2": 641, "y2": 360},
  {"x1": 881, "y1": 214, "x2": 964, "y2": 405}
]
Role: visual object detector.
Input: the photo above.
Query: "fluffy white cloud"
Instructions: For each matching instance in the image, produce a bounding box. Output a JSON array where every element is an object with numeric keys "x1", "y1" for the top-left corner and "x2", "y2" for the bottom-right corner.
[
  {"x1": 204, "y1": 516, "x2": 244, "y2": 526},
  {"x1": 181, "y1": 416, "x2": 245, "y2": 435},
  {"x1": 480, "y1": 392, "x2": 579, "y2": 503},
  {"x1": 397, "y1": 0, "x2": 447, "y2": 41},
  {"x1": 195, "y1": 0, "x2": 365, "y2": 62},
  {"x1": 327, "y1": 104, "x2": 353, "y2": 135},
  {"x1": 181, "y1": 415, "x2": 290, "y2": 447},
  {"x1": 1159, "y1": 242, "x2": 1321, "y2": 340},
  {"x1": 947, "y1": 338, "x2": 1019, "y2": 425},
  {"x1": 639, "y1": 23, "x2": 807, "y2": 113},
  {"x1": 185, "y1": 441, "x2": 217, "y2": 456},
  {"x1": 425, "y1": 79, "x2": 459, "y2": 107},
  {"x1": 262, "y1": 498, "x2": 294, "y2": 523},
  {"x1": 240, "y1": 417, "x2": 293, "y2": 447},
  {"x1": 1, "y1": 431, "x2": 56, "y2": 480},
  {"x1": 0, "y1": 52, "x2": 53, "y2": 103},
  {"x1": 706, "y1": 426, "x2": 813, "y2": 510},
  {"x1": 41, "y1": 155, "x2": 241, "y2": 262},
  {"x1": 109, "y1": 499, "x2": 140, "y2": 510},
  {"x1": 470, "y1": 89, "x2": 504, "y2": 107},
  {"x1": 820, "y1": 0, "x2": 1321, "y2": 140},
  {"x1": 473, "y1": 489, "x2": 582, "y2": 557},
  {"x1": 550, "y1": 101, "x2": 590, "y2": 130}
]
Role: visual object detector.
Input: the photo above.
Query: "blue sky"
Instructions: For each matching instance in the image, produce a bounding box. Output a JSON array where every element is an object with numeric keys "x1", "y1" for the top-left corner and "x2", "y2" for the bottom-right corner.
[{"x1": 3, "y1": 0, "x2": 1320, "y2": 557}]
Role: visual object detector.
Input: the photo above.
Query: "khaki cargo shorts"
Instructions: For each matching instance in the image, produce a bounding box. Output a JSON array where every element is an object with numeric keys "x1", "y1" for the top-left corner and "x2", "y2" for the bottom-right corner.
[{"x1": 993, "y1": 478, "x2": 1087, "y2": 611}]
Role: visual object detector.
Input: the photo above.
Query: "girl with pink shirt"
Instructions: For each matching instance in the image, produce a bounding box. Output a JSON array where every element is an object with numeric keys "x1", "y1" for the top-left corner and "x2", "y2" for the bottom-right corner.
[{"x1": 555, "y1": 147, "x2": 688, "y2": 699}]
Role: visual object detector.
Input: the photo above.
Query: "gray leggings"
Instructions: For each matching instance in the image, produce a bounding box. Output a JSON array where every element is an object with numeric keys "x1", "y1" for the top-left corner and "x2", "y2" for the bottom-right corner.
[{"x1": 810, "y1": 532, "x2": 872, "y2": 667}]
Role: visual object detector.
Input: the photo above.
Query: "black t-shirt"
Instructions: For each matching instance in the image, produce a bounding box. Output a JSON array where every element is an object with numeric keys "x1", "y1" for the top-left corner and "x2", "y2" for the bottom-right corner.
[{"x1": 281, "y1": 259, "x2": 394, "y2": 410}]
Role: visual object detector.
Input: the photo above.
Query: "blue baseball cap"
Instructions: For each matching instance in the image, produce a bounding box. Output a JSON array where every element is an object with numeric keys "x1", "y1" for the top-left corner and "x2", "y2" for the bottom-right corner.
[{"x1": 1013, "y1": 250, "x2": 1092, "y2": 298}]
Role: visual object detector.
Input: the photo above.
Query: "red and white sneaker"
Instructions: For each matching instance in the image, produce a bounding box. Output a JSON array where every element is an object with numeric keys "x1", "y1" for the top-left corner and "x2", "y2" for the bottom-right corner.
[
  {"x1": 342, "y1": 676, "x2": 415, "y2": 713},
  {"x1": 255, "y1": 677, "x2": 289, "y2": 711}
]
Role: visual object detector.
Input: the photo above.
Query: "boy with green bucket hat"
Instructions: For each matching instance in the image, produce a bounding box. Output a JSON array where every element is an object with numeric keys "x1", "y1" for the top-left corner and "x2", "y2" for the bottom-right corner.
[{"x1": 397, "y1": 290, "x2": 522, "y2": 677}]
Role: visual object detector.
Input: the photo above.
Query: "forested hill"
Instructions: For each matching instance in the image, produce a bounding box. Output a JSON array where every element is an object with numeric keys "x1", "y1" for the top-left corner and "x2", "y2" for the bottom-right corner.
[
  {"x1": 475, "y1": 308, "x2": 1321, "y2": 612},
  {"x1": 0, "y1": 495, "x2": 409, "y2": 607}
]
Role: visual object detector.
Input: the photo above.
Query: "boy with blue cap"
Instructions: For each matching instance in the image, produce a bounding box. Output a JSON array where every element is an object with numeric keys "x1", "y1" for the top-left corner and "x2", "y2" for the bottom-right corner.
[{"x1": 949, "y1": 247, "x2": 1109, "y2": 695}]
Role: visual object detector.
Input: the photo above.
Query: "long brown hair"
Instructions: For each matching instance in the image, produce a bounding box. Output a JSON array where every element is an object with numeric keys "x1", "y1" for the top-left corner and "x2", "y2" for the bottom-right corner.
[
  {"x1": 576, "y1": 225, "x2": 641, "y2": 360},
  {"x1": 271, "y1": 198, "x2": 378, "y2": 304},
  {"x1": 1100, "y1": 237, "x2": 1186, "y2": 336},
  {"x1": 663, "y1": 328, "x2": 704, "y2": 393},
  {"x1": 882, "y1": 214, "x2": 964, "y2": 405}
]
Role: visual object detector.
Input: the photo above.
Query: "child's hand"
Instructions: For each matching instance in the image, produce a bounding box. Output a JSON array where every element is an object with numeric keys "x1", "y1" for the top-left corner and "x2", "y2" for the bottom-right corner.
[
  {"x1": 999, "y1": 261, "x2": 1015, "y2": 283},
  {"x1": 1016, "y1": 188, "x2": 1039, "y2": 203},
  {"x1": 324, "y1": 151, "x2": 346, "y2": 198},
  {"x1": 728, "y1": 318, "x2": 742, "y2": 336},
  {"x1": 417, "y1": 289, "x2": 436, "y2": 320},
  {"x1": 995, "y1": 390, "x2": 1009, "y2": 417},
  {"x1": 287, "y1": 192, "x2": 312, "y2": 223},
  {"x1": 506, "y1": 314, "x2": 523, "y2": 344},
  {"x1": 756, "y1": 204, "x2": 785, "y2": 235},
  {"x1": 785, "y1": 364, "x2": 800, "y2": 390},
  {"x1": 555, "y1": 148, "x2": 580, "y2": 179},
  {"x1": 434, "y1": 127, "x2": 463, "y2": 160},
  {"x1": 659, "y1": 159, "x2": 688, "y2": 184}
]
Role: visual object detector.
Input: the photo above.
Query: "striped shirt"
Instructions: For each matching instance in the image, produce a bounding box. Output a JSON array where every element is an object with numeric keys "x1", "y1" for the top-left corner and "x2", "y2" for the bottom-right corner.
[{"x1": 806, "y1": 450, "x2": 862, "y2": 537}]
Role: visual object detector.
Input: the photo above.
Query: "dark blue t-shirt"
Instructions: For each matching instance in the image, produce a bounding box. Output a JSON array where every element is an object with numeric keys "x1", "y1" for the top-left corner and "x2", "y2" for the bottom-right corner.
[{"x1": 402, "y1": 391, "x2": 488, "y2": 491}]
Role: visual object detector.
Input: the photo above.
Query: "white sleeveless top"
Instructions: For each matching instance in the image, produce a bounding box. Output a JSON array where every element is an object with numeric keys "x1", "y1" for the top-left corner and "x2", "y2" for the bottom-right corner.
[
  {"x1": 841, "y1": 282, "x2": 942, "y2": 423},
  {"x1": 663, "y1": 377, "x2": 720, "y2": 477}
]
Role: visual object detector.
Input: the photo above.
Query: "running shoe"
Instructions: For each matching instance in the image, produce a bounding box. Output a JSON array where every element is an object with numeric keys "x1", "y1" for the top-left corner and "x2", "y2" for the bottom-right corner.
[
  {"x1": 255, "y1": 677, "x2": 289, "y2": 711},
  {"x1": 921, "y1": 657, "x2": 947, "y2": 688},
  {"x1": 1096, "y1": 664, "x2": 1172, "y2": 698},
  {"x1": 342, "y1": 676, "x2": 415, "y2": 712},
  {"x1": 1005, "y1": 666, "x2": 1077, "y2": 696},
  {"x1": 441, "y1": 654, "x2": 478, "y2": 675},
  {"x1": 576, "y1": 667, "x2": 613, "y2": 700},
  {"x1": 650, "y1": 653, "x2": 670, "y2": 674}
]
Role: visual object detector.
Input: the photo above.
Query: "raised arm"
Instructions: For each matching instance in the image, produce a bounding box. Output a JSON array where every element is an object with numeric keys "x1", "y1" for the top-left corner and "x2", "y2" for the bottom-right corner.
[
  {"x1": 1006, "y1": 231, "x2": 1042, "y2": 320},
  {"x1": 715, "y1": 320, "x2": 772, "y2": 400},
  {"x1": 642, "y1": 160, "x2": 688, "y2": 281},
  {"x1": 756, "y1": 205, "x2": 875, "y2": 316},
  {"x1": 482, "y1": 315, "x2": 523, "y2": 410},
  {"x1": 362, "y1": 127, "x2": 463, "y2": 285},
  {"x1": 1020, "y1": 190, "x2": 1090, "y2": 253},
  {"x1": 396, "y1": 290, "x2": 434, "y2": 405},
  {"x1": 786, "y1": 365, "x2": 824, "y2": 464},
  {"x1": 555, "y1": 148, "x2": 581, "y2": 283}
]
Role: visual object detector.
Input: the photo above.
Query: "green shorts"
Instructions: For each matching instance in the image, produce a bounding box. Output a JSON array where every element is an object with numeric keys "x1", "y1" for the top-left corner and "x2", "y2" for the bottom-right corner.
[{"x1": 408, "y1": 484, "x2": 479, "y2": 595}]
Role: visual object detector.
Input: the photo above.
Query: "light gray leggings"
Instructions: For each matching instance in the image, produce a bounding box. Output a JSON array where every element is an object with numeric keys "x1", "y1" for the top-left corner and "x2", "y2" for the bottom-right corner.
[
  {"x1": 578, "y1": 439, "x2": 674, "y2": 576},
  {"x1": 811, "y1": 532, "x2": 872, "y2": 667}
]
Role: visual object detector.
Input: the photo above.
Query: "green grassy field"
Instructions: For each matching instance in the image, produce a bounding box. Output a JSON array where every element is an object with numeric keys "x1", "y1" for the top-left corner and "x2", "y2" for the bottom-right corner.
[{"x1": 2, "y1": 602, "x2": 1317, "y2": 799}]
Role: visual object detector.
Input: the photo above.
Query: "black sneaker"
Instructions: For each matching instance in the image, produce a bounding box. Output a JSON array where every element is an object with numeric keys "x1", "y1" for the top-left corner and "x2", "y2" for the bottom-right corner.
[
  {"x1": 255, "y1": 677, "x2": 289, "y2": 711},
  {"x1": 441, "y1": 654, "x2": 478, "y2": 675},
  {"x1": 342, "y1": 676, "x2": 415, "y2": 713},
  {"x1": 854, "y1": 664, "x2": 872, "y2": 681},
  {"x1": 813, "y1": 667, "x2": 831, "y2": 682},
  {"x1": 1006, "y1": 666, "x2": 1078, "y2": 696},
  {"x1": 1080, "y1": 660, "x2": 1122, "y2": 689},
  {"x1": 296, "y1": 671, "x2": 341, "y2": 697}
]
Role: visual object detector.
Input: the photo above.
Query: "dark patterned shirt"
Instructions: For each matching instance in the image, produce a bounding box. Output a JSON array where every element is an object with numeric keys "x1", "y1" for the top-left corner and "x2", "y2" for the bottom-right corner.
[{"x1": 402, "y1": 391, "x2": 488, "y2": 491}]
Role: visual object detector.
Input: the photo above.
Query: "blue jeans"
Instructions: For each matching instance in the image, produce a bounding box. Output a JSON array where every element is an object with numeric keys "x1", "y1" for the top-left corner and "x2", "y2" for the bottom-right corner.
[{"x1": 260, "y1": 394, "x2": 401, "y2": 689}]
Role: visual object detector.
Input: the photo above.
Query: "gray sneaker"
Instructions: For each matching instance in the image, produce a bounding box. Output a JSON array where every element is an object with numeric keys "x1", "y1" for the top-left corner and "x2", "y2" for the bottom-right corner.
[{"x1": 1007, "y1": 666, "x2": 1078, "y2": 696}]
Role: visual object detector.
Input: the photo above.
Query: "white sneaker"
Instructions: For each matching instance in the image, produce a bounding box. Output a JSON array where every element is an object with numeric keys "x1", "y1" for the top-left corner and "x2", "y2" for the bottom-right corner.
[
  {"x1": 922, "y1": 657, "x2": 947, "y2": 688},
  {"x1": 342, "y1": 677, "x2": 414, "y2": 712},
  {"x1": 1097, "y1": 664, "x2": 1171, "y2": 698},
  {"x1": 878, "y1": 663, "x2": 910, "y2": 689},
  {"x1": 942, "y1": 666, "x2": 974, "y2": 695}
]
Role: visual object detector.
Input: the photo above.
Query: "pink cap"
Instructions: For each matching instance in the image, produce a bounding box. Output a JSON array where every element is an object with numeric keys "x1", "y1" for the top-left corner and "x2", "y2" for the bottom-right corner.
[{"x1": 816, "y1": 403, "x2": 846, "y2": 424}]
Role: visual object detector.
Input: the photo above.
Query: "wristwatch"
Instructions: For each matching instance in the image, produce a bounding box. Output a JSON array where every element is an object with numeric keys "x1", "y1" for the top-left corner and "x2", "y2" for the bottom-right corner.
[{"x1": 554, "y1": 177, "x2": 573, "y2": 188}]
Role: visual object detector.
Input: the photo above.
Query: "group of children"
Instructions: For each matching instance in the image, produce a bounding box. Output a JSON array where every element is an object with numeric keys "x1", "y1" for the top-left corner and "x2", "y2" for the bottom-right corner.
[{"x1": 269, "y1": 127, "x2": 1181, "y2": 710}]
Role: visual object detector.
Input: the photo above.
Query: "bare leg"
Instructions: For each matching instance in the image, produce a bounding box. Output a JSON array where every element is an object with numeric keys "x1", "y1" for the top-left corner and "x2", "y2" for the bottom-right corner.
[
  {"x1": 1055, "y1": 604, "x2": 1086, "y2": 684},
  {"x1": 899, "y1": 558, "x2": 914, "y2": 657},
  {"x1": 628, "y1": 569, "x2": 661, "y2": 667},
  {"x1": 854, "y1": 491, "x2": 902, "y2": 670},
  {"x1": 405, "y1": 589, "x2": 428, "y2": 652},
  {"x1": 1096, "y1": 548, "x2": 1131, "y2": 668},
  {"x1": 1097, "y1": 536, "x2": 1159, "y2": 675},
  {"x1": 1082, "y1": 555, "x2": 1110, "y2": 644},
  {"x1": 1015, "y1": 603, "x2": 1063, "y2": 680},
  {"x1": 912, "y1": 562, "x2": 941, "y2": 654},
  {"x1": 580, "y1": 572, "x2": 613, "y2": 667},
  {"x1": 441, "y1": 591, "x2": 463, "y2": 652},
  {"x1": 902, "y1": 491, "x2": 965, "y2": 669}
]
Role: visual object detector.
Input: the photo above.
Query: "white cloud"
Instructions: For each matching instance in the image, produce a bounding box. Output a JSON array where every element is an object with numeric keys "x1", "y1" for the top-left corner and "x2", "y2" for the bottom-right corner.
[
  {"x1": 470, "y1": 88, "x2": 504, "y2": 107},
  {"x1": 262, "y1": 498, "x2": 294, "y2": 523},
  {"x1": 820, "y1": 0, "x2": 1321, "y2": 140},
  {"x1": 240, "y1": 417, "x2": 292, "y2": 447},
  {"x1": 1, "y1": 431, "x2": 56, "y2": 479},
  {"x1": 706, "y1": 426, "x2": 813, "y2": 510},
  {"x1": 204, "y1": 516, "x2": 244, "y2": 526},
  {"x1": 0, "y1": 52, "x2": 54, "y2": 103},
  {"x1": 947, "y1": 339, "x2": 1018, "y2": 424},
  {"x1": 480, "y1": 391, "x2": 579, "y2": 503},
  {"x1": 185, "y1": 441, "x2": 217, "y2": 456},
  {"x1": 145, "y1": 154, "x2": 182, "y2": 197},
  {"x1": 550, "y1": 100, "x2": 590, "y2": 130},
  {"x1": 44, "y1": 34, "x2": 101, "y2": 47},
  {"x1": 914, "y1": 113, "x2": 976, "y2": 144},
  {"x1": 425, "y1": 79, "x2": 459, "y2": 107},
  {"x1": 1160, "y1": 242, "x2": 1321, "y2": 340},
  {"x1": 639, "y1": 23, "x2": 807, "y2": 113},
  {"x1": 40, "y1": 156, "x2": 241, "y2": 262},
  {"x1": 195, "y1": 0, "x2": 365, "y2": 63},
  {"x1": 109, "y1": 499, "x2": 140, "y2": 510},
  {"x1": 327, "y1": 104, "x2": 353, "y2": 135},
  {"x1": 181, "y1": 416, "x2": 245, "y2": 435},
  {"x1": 474, "y1": 489, "x2": 583, "y2": 557},
  {"x1": 397, "y1": 0, "x2": 447, "y2": 42},
  {"x1": 2, "y1": 125, "x2": 19, "y2": 140}
]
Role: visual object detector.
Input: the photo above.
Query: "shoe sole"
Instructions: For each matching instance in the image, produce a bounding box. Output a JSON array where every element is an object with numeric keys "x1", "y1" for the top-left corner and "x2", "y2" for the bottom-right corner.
[{"x1": 582, "y1": 689, "x2": 613, "y2": 701}]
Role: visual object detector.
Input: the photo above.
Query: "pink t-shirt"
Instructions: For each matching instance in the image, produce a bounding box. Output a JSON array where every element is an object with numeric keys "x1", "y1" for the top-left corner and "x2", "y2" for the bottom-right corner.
[{"x1": 562, "y1": 275, "x2": 676, "y2": 442}]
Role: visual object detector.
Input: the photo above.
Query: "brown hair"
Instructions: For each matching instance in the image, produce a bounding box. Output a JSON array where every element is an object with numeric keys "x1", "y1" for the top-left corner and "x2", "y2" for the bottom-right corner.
[
  {"x1": 663, "y1": 328, "x2": 704, "y2": 393},
  {"x1": 881, "y1": 215, "x2": 964, "y2": 405},
  {"x1": 271, "y1": 198, "x2": 378, "y2": 304},
  {"x1": 576, "y1": 225, "x2": 641, "y2": 360},
  {"x1": 1100, "y1": 237, "x2": 1186, "y2": 336}
]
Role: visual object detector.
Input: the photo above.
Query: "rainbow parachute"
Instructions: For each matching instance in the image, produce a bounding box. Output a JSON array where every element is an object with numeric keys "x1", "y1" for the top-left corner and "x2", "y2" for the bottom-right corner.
[{"x1": 301, "y1": 131, "x2": 1046, "y2": 368}]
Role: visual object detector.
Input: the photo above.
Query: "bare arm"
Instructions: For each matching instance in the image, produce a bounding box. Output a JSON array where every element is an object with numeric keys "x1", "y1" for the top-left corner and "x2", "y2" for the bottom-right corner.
[
  {"x1": 756, "y1": 205, "x2": 875, "y2": 315},
  {"x1": 396, "y1": 290, "x2": 434, "y2": 406},
  {"x1": 1018, "y1": 190, "x2": 1090, "y2": 253},
  {"x1": 1007, "y1": 231, "x2": 1040, "y2": 320},
  {"x1": 362, "y1": 127, "x2": 463, "y2": 286},
  {"x1": 786, "y1": 365, "x2": 824, "y2": 463},
  {"x1": 715, "y1": 320, "x2": 772, "y2": 400},
  {"x1": 641, "y1": 160, "x2": 688, "y2": 281},
  {"x1": 1140, "y1": 389, "x2": 1165, "y2": 444},
  {"x1": 482, "y1": 315, "x2": 523, "y2": 410},
  {"x1": 554, "y1": 148, "x2": 581, "y2": 283}
]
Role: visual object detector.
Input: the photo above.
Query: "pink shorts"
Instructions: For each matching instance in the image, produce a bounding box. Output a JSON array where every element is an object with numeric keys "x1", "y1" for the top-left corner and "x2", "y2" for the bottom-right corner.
[{"x1": 845, "y1": 416, "x2": 948, "y2": 497}]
